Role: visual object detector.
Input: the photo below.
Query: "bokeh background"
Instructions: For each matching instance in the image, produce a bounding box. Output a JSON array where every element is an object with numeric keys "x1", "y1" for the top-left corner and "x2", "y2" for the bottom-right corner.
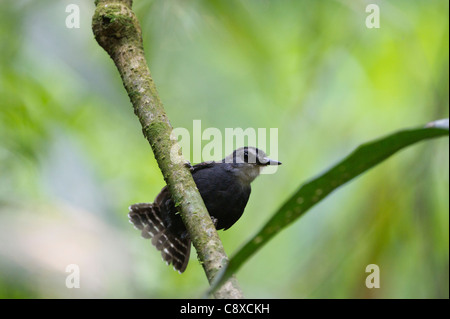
[{"x1": 0, "y1": 0, "x2": 448, "y2": 298}]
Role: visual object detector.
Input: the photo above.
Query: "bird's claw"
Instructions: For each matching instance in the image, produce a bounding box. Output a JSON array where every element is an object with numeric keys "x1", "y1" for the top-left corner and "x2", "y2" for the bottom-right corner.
[
  {"x1": 211, "y1": 216, "x2": 218, "y2": 228},
  {"x1": 184, "y1": 161, "x2": 194, "y2": 172}
]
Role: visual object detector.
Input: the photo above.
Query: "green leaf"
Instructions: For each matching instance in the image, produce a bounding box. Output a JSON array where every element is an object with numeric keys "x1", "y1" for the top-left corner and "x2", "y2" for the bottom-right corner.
[{"x1": 209, "y1": 120, "x2": 449, "y2": 294}]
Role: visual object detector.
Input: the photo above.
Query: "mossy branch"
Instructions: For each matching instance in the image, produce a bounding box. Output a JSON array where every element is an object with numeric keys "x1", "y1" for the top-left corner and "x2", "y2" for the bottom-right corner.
[{"x1": 92, "y1": 0, "x2": 243, "y2": 299}]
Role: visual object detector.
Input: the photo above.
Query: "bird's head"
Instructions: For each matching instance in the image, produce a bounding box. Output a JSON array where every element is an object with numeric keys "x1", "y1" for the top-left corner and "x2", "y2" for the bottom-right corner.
[{"x1": 223, "y1": 147, "x2": 281, "y2": 184}]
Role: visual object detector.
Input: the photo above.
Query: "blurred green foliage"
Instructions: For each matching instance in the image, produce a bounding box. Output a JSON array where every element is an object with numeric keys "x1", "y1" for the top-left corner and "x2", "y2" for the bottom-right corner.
[
  {"x1": 0, "y1": 0, "x2": 448, "y2": 298},
  {"x1": 213, "y1": 125, "x2": 449, "y2": 293}
]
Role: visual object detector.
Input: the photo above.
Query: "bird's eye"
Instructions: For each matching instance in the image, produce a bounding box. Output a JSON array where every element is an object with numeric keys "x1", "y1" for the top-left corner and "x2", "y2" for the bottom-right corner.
[{"x1": 243, "y1": 150, "x2": 248, "y2": 162}]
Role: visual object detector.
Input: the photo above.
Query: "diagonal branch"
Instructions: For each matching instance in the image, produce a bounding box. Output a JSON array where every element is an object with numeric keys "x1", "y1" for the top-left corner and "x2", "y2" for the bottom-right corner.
[{"x1": 92, "y1": 0, "x2": 243, "y2": 298}]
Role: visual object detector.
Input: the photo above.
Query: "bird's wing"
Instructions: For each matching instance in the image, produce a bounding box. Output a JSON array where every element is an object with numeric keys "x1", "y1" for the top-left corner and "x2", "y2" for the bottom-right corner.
[{"x1": 190, "y1": 161, "x2": 216, "y2": 173}]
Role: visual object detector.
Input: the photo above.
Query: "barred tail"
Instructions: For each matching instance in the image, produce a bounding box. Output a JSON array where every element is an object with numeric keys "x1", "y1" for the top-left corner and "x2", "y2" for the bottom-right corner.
[{"x1": 128, "y1": 203, "x2": 191, "y2": 273}]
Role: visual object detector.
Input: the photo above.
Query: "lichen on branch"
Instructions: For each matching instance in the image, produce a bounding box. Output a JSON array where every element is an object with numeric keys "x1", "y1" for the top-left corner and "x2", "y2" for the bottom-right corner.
[{"x1": 92, "y1": 0, "x2": 243, "y2": 299}]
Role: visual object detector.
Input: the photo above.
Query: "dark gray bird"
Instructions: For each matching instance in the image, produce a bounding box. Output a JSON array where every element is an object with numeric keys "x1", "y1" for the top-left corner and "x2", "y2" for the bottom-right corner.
[{"x1": 128, "y1": 146, "x2": 281, "y2": 273}]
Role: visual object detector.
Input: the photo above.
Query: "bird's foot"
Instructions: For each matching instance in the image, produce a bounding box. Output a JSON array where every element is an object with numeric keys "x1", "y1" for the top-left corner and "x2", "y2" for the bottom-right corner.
[
  {"x1": 211, "y1": 216, "x2": 218, "y2": 228},
  {"x1": 184, "y1": 161, "x2": 194, "y2": 172}
]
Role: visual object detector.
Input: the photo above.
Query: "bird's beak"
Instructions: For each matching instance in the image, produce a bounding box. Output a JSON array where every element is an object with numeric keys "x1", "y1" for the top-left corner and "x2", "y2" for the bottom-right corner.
[{"x1": 262, "y1": 157, "x2": 282, "y2": 166}]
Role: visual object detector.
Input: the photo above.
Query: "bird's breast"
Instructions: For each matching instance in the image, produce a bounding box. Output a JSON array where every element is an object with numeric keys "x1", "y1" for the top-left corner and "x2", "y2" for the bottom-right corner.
[{"x1": 192, "y1": 165, "x2": 251, "y2": 230}]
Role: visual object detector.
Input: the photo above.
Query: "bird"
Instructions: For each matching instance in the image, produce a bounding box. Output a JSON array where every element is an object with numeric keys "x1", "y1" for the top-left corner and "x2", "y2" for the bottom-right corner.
[{"x1": 128, "y1": 146, "x2": 281, "y2": 273}]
